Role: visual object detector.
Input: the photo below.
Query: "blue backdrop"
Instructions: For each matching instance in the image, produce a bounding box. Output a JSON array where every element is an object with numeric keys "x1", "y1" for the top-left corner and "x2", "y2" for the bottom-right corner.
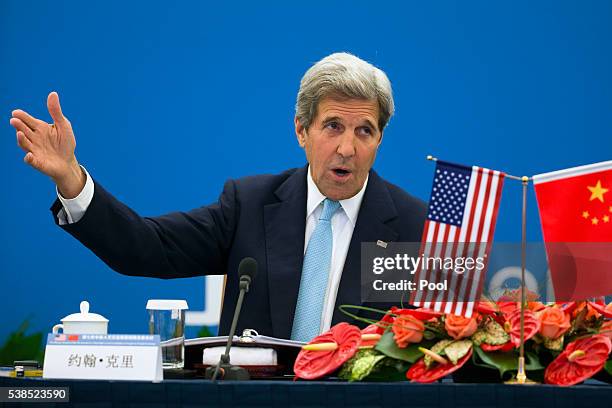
[{"x1": 1, "y1": 1, "x2": 611, "y2": 342}]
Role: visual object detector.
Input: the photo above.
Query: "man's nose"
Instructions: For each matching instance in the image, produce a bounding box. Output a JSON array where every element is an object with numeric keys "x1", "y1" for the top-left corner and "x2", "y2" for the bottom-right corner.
[{"x1": 336, "y1": 131, "x2": 356, "y2": 158}]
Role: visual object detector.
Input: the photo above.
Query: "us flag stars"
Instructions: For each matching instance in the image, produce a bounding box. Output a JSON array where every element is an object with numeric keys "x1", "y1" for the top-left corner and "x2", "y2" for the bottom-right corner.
[{"x1": 428, "y1": 168, "x2": 471, "y2": 227}]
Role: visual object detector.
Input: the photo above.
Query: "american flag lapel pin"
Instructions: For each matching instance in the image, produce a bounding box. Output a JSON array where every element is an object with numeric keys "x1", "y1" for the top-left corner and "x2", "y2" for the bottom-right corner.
[{"x1": 376, "y1": 240, "x2": 388, "y2": 248}]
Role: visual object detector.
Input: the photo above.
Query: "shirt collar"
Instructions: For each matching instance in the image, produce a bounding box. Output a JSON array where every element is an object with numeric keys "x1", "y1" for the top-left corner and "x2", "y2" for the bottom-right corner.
[{"x1": 306, "y1": 165, "x2": 369, "y2": 226}]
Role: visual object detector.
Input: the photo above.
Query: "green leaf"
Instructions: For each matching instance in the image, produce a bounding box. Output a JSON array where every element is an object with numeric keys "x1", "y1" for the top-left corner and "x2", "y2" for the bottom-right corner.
[
  {"x1": 374, "y1": 331, "x2": 434, "y2": 363},
  {"x1": 445, "y1": 340, "x2": 472, "y2": 365},
  {"x1": 605, "y1": 360, "x2": 612, "y2": 376},
  {"x1": 365, "y1": 358, "x2": 411, "y2": 382},
  {"x1": 423, "y1": 331, "x2": 436, "y2": 340},
  {"x1": 525, "y1": 351, "x2": 544, "y2": 371},
  {"x1": 338, "y1": 349, "x2": 386, "y2": 382},
  {"x1": 196, "y1": 326, "x2": 215, "y2": 338},
  {"x1": 543, "y1": 335, "x2": 564, "y2": 351},
  {"x1": 471, "y1": 319, "x2": 509, "y2": 346},
  {"x1": 473, "y1": 347, "x2": 543, "y2": 378},
  {"x1": 0, "y1": 320, "x2": 44, "y2": 366},
  {"x1": 473, "y1": 346, "x2": 517, "y2": 377},
  {"x1": 424, "y1": 339, "x2": 453, "y2": 368}
]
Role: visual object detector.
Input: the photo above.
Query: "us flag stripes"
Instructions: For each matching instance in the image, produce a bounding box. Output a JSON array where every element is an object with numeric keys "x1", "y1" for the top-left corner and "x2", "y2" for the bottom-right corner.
[{"x1": 410, "y1": 160, "x2": 505, "y2": 317}]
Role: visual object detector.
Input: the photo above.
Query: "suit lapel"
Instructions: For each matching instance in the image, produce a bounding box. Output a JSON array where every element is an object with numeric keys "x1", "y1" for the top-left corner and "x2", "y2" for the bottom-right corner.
[
  {"x1": 332, "y1": 170, "x2": 399, "y2": 325},
  {"x1": 264, "y1": 166, "x2": 308, "y2": 339}
]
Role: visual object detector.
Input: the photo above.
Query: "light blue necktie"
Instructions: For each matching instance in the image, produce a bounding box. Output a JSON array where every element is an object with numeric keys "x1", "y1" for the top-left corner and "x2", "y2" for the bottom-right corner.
[{"x1": 291, "y1": 198, "x2": 341, "y2": 342}]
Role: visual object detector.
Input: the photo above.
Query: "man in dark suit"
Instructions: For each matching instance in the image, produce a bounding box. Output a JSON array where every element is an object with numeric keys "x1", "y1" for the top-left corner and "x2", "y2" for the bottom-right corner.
[{"x1": 10, "y1": 53, "x2": 426, "y2": 341}]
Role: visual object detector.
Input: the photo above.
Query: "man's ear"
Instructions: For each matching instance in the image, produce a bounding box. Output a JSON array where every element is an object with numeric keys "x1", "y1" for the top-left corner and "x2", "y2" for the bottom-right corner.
[{"x1": 295, "y1": 116, "x2": 306, "y2": 148}]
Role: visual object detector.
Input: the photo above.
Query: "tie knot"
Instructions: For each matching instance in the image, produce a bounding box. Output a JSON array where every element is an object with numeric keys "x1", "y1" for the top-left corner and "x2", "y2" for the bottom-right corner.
[{"x1": 320, "y1": 199, "x2": 340, "y2": 221}]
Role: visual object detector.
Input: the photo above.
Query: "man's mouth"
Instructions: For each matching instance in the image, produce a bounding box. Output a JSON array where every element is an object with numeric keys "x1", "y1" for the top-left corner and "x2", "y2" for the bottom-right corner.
[{"x1": 331, "y1": 167, "x2": 352, "y2": 179}]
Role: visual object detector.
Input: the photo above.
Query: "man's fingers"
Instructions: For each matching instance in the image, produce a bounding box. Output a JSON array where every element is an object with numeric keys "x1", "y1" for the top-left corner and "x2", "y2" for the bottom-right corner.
[
  {"x1": 47, "y1": 91, "x2": 67, "y2": 125},
  {"x1": 23, "y1": 152, "x2": 42, "y2": 171},
  {"x1": 11, "y1": 109, "x2": 41, "y2": 131},
  {"x1": 9, "y1": 117, "x2": 35, "y2": 137},
  {"x1": 16, "y1": 131, "x2": 34, "y2": 153},
  {"x1": 24, "y1": 152, "x2": 36, "y2": 167}
]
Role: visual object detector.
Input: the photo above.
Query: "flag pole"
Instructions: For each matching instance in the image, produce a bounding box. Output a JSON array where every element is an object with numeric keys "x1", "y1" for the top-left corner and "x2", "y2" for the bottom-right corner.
[
  {"x1": 510, "y1": 175, "x2": 537, "y2": 384},
  {"x1": 426, "y1": 155, "x2": 528, "y2": 181},
  {"x1": 426, "y1": 156, "x2": 536, "y2": 384}
]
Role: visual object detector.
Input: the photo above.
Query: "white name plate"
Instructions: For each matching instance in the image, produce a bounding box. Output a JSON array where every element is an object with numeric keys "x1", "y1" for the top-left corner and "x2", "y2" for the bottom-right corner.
[{"x1": 43, "y1": 334, "x2": 163, "y2": 382}]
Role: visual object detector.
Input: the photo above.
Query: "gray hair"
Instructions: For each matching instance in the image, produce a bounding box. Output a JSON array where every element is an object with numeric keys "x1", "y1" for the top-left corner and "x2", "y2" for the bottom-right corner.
[{"x1": 295, "y1": 52, "x2": 395, "y2": 132}]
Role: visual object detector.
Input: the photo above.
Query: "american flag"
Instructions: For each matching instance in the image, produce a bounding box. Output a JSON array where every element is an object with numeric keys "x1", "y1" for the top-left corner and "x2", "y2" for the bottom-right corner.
[{"x1": 410, "y1": 160, "x2": 505, "y2": 317}]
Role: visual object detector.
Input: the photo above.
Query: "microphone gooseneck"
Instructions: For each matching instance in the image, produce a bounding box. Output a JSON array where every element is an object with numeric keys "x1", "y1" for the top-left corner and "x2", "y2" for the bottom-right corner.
[{"x1": 206, "y1": 257, "x2": 258, "y2": 381}]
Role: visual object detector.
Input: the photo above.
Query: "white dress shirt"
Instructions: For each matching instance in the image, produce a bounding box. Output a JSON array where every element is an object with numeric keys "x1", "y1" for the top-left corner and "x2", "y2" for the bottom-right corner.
[
  {"x1": 304, "y1": 167, "x2": 367, "y2": 333},
  {"x1": 57, "y1": 166, "x2": 368, "y2": 334},
  {"x1": 56, "y1": 166, "x2": 94, "y2": 225}
]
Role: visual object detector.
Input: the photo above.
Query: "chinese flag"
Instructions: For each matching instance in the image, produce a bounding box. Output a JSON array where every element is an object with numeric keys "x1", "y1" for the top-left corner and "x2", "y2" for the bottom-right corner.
[{"x1": 534, "y1": 160, "x2": 612, "y2": 301}]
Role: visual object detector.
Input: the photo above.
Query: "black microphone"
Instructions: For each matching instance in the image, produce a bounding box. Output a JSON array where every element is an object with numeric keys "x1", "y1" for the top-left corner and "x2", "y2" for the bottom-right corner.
[
  {"x1": 206, "y1": 257, "x2": 258, "y2": 381},
  {"x1": 238, "y1": 257, "x2": 257, "y2": 291}
]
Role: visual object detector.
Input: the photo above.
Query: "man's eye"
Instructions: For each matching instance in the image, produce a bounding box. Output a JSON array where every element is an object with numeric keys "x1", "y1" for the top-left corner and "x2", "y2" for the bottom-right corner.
[
  {"x1": 325, "y1": 122, "x2": 340, "y2": 130},
  {"x1": 358, "y1": 127, "x2": 373, "y2": 136}
]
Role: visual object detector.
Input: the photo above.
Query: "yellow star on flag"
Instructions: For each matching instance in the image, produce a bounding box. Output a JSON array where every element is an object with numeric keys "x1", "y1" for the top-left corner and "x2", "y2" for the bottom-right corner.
[
  {"x1": 591, "y1": 217, "x2": 599, "y2": 225},
  {"x1": 582, "y1": 211, "x2": 589, "y2": 218},
  {"x1": 604, "y1": 215, "x2": 610, "y2": 223},
  {"x1": 588, "y1": 180, "x2": 609, "y2": 202}
]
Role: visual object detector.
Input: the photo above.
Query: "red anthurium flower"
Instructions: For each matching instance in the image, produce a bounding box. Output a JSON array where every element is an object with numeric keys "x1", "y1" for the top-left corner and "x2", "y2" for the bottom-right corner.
[
  {"x1": 558, "y1": 301, "x2": 578, "y2": 315},
  {"x1": 365, "y1": 311, "x2": 395, "y2": 335},
  {"x1": 570, "y1": 302, "x2": 602, "y2": 320},
  {"x1": 360, "y1": 325, "x2": 381, "y2": 348},
  {"x1": 497, "y1": 301, "x2": 546, "y2": 315},
  {"x1": 476, "y1": 300, "x2": 499, "y2": 315},
  {"x1": 294, "y1": 323, "x2": 361, "y2": 380},
  {"x1": 361, "y1": 324, "x2": 380, "y2": 335},
  {"x1": 391, "y1": 306, "x2": 442, "y2": 321},
  {"x1": 406, "y1": 348, "x2": 473, "y2": 383},
  {"x1": 587, "y1": 301, "x2": 612, "y2": 319},
  {"x1": 504, "y1": 309, "x2": 541, "y2": 347},
  {"x1": 600, "y1": 320, "x2": 612, "y2": 341},
  {"x1": 545, "y1": 335, "x2": 612, "y2": 386},
  {"x1": 480, "y1": 342, "x2": 514, "y2": 352},
  {"x1": 527, "y1": 302, "x2": 547, "y2": 313},
  {"x1": 498, "y1": 301, "x2": 518, "y2": 315}
]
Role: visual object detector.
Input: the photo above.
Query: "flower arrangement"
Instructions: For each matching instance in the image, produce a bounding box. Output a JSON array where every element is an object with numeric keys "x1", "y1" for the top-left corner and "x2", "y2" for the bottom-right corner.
[{"x1": 293, "y1": 300, "x2": 612, "y2": 386}]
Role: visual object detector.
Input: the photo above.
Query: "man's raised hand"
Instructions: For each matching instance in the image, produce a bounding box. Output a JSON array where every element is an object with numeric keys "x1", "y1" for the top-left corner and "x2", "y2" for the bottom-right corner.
[{"x1": 10, "y1": 92, "x2": 86, "y2": 198}]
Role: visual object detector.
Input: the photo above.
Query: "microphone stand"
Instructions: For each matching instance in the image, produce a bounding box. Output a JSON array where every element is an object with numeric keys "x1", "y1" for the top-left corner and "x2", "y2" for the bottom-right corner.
[{"x1": 205, "y1": 277, "x2": 251, "y2": 381}]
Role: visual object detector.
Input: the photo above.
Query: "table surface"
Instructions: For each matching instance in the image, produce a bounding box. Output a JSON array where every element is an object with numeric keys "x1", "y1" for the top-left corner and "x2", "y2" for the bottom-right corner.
[{"x1": 1, "y1": 376, "x2": 610, "y2": 408}]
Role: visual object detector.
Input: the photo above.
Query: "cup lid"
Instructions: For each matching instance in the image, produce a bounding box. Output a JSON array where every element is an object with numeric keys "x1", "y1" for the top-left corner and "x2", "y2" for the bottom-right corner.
[
  {"x1": 61, "y1": 301, "x2": 109, "y2": 323},
  {"x1": 146, "y1": 299, "x2": 189, "y2": 310}
]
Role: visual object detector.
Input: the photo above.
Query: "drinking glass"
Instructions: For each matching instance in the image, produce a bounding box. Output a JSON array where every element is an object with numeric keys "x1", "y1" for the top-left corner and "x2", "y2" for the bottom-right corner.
[{"x1": 146, "y1": 299, "x2": 188, "y2": 369}]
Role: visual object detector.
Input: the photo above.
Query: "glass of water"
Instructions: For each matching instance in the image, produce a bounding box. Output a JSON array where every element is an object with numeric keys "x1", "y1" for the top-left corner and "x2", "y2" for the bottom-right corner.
[{"x1": 146, "y1": 299, "x2": 189, "y2": 369}]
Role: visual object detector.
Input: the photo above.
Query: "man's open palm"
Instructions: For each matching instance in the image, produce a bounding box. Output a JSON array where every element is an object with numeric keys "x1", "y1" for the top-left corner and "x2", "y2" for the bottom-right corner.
[{"x1": 10, "y1": 92, "x2": 85, "y2": 198}]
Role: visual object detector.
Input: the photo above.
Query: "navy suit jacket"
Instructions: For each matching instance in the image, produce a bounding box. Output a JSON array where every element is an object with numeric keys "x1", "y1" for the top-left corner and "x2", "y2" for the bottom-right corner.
[{"x1": 52, "y1": 165, "x2": 426, "y2": 338}]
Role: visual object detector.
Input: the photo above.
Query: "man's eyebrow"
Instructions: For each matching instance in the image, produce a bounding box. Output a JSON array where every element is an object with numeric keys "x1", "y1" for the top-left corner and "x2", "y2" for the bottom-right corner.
[
  {"x1": 362, "y1": 119, "x2": 378, "y2": 131},
  {"x1": 321, "y1": 116, "x2": 342, "y2": 125},
  {"x1": 321, "y1": 116, "x2": 378, "y2": 131}
]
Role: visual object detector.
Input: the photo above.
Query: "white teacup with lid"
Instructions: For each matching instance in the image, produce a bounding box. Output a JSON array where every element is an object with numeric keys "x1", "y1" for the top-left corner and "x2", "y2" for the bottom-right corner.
[{"x1": 52, "y1": 301, "x2": 109, "y2": 335}]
